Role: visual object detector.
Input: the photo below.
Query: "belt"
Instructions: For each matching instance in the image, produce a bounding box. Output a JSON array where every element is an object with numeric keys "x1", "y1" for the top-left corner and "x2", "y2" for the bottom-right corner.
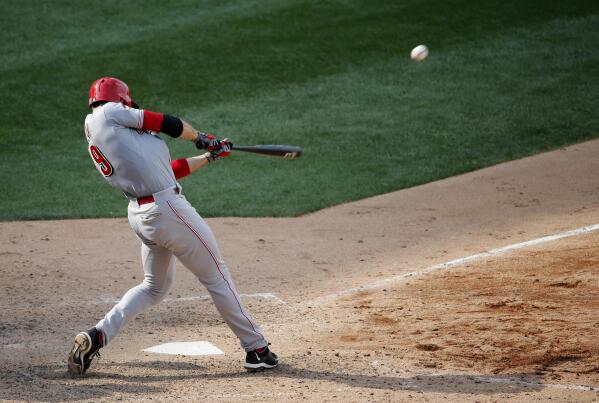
[{"x1": 137, "y1": 187, "x2": 180, "y2": 205}]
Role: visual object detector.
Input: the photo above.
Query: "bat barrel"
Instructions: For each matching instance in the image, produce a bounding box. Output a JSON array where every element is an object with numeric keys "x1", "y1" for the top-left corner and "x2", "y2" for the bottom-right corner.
[{"x1": 232, "y1": 144, "x2": 303, "y2": 159}]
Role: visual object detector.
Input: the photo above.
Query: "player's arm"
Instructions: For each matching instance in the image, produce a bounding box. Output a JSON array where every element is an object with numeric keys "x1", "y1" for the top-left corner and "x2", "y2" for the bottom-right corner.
[
  {"x1": 153, "y1": 115, "x2": 232, "y2": 178},
  {"x1": 159, "y1": 117, "x2": 224, "y2": 153},
  {"x1": 170, "y1": 140, "x2": 232, "y2": 179},
  {"x1": 143, "y1": 111, "x2": 229, "y2": 155},
  {"x1": 139, "y1": 110, "x2": 213, "y2": 147},
  {"x1": 106, "y1": 103, "x2": 221, "y2": 149},
  {"x1": 105, "y1": 103, "x2": 231, "y2": 178}
]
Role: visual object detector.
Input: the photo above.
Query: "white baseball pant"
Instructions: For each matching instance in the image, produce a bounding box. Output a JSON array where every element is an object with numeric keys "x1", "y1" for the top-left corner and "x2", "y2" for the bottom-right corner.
[{"x1": 96, "y1": 186, "x2": 267, "y2": 352}]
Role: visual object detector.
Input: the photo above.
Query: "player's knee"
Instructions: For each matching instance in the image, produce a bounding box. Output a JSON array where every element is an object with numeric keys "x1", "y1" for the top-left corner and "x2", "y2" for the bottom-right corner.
[
  {"x1": 144, "y1": 283, "x2": 169, "y2": 302},
  {"x1": 195, "y1": 261, "x2": 232, "y2": 288},
  {"x1": 142, "y1": 272, "x2": 174, "y2": 302},
  {"x1": 197, "y1": 272, "x2": 228, "y2": 289}
]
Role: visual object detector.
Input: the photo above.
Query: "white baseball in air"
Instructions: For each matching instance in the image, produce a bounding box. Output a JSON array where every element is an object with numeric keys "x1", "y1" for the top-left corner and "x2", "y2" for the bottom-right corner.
[{"x1": 410, "y1": 44, "x2": 429, "y2": 61}]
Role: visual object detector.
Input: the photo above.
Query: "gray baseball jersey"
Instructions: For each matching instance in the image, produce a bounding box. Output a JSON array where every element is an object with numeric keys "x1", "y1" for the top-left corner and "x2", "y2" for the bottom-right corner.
[{"x1": 84, "y1": 102, "x2": 176, "y2": 198}]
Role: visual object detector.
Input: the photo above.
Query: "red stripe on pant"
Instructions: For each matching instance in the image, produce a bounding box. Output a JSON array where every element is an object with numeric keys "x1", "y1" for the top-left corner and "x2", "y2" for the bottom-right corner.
[{"x1": 166, "y1": 200, "x2": 264, "y2": 340}]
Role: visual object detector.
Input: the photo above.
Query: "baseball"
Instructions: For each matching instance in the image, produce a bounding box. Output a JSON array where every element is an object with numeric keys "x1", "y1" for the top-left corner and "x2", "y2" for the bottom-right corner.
[{"x1": 411, "y1": 44, "x2": 429, "y2": 61}]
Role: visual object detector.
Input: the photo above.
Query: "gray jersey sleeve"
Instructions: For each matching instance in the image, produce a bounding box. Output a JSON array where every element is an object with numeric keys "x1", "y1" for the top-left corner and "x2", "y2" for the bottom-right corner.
[{"x1": 103, "y1": 102, "x2": 144, "y2": 130}]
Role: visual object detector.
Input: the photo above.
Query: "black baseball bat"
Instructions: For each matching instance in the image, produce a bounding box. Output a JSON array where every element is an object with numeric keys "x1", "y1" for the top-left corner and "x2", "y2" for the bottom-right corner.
[{"x1": 231, "y1": 144, "x2": 303, "y2": 159}]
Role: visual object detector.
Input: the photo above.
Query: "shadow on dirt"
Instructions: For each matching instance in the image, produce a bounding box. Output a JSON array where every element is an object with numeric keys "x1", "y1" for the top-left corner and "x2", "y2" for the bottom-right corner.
[
  {"x1": 212, "y1": 364, "x2": 548, "y2": 395},
  {"x1": 0, "y1": 361, "x2": 552, "y2": 401}
]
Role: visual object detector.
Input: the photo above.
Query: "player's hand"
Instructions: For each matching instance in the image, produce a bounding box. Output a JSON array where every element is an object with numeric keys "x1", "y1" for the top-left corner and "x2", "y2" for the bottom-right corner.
[
  {"x1": 204, "y1": 139, "x2": 232, "y2": 163},
  {"x1": 217, "y1": 138, "x2": 232, "y2": 157},
  {"x1": 195, "y1": 132, "x2": 219, "y2": 151}
]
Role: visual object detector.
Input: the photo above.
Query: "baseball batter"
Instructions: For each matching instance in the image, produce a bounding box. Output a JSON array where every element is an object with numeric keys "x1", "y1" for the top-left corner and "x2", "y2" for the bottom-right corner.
[{"x1": 68, "y1": 77, "x2": 278, "y2": 374}]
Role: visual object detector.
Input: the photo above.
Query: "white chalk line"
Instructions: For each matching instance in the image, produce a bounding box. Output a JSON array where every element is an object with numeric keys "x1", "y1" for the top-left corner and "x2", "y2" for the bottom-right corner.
[
  {"x1": 402, "y1": 373, "x2": 596, "y2": 392},
  {"x1": 96, "y1": 292, "x2": 286, "y2": 305},
  {"x1": 304, "y1": 223, "x2": 599, "y2": 393},
  {"x1": 308, "y1": 223, "x2": 599, "y2": 305},
  {"x1": 396, "y1": 374, "x2": 595, "y2": 392},
  {"x1": 0, "y1": 292, "x2": 285, "y2": 310}
]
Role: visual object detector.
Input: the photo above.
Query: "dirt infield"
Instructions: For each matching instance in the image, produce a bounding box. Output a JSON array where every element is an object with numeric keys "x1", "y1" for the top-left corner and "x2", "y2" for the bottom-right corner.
[{"x1": 1, "y1": 140, "x2": 599, "y2": 402}]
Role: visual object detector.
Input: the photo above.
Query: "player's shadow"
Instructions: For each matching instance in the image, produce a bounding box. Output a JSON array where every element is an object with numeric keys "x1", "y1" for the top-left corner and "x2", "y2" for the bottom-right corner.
[
  {"x1": 97, "y1": 362, "x2": 549, "y2": 395},
  {"x1": 2, "y1": 361, "x2": 549, "y2": 402},
  {"x1": 204, "y1": 364, "x2": 547, "y2": 395}
]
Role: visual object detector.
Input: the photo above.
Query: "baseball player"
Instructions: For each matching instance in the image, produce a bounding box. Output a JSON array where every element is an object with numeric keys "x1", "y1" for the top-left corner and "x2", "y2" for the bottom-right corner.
[{"x1": 68, "y1": 77, "x2": 278, "y2": 374}]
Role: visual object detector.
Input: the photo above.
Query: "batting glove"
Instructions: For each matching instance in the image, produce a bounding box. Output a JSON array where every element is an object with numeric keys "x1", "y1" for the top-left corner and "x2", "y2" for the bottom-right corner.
[
  {"x1": 195, "y1": 132, "x2": 220, "y2": 151},
  {"x1": 205, "y1": 138, "x2": 232, "y2": 163}
]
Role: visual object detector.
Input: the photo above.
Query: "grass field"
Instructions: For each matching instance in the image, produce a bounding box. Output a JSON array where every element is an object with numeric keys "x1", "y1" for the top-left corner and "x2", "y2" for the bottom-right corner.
[{"x1": 1, "y1": 0, "x2": 598, "y2": 219}]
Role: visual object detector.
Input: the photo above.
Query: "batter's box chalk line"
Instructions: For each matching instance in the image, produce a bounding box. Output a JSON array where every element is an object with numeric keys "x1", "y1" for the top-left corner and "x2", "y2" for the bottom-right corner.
[
  {"x1": 401, "y1": 374, "x2": 596, "y2": 392},
  {"x1": 97, "y1": 292, "x2": 285, "y2": 305},
  {"x1": 308, "y1": 223, "x2": 599, "y2": 305},
  {"x1": 142, "y1": 341, "x2": 224, "y2": 356}
]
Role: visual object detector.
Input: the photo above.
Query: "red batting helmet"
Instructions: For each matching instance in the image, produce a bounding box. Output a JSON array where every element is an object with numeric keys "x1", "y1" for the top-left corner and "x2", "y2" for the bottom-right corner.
[{"x1": 88, "y1": 77, "x2": 137, "y2": 108}]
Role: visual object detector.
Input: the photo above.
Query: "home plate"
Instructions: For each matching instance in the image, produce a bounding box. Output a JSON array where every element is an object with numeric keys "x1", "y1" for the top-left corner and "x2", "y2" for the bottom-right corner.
[{"x1": 142, "y1": 341, "x2": 224, "y2": 356}]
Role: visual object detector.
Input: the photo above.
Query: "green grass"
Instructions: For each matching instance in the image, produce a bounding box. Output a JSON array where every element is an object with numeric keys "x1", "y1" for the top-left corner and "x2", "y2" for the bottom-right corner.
[{"x1": 1, "y1": 0, "x2": 598, "y2": 219}]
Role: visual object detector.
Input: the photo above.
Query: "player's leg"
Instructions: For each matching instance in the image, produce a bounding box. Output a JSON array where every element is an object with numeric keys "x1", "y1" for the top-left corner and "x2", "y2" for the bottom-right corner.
[
  {"x1": 96, "y1": 243, "x2": 176, "y2": 344},
  {"x1": 68, "y1": 243, "x2": 175, "y2": 374},
  {"x1": 163, "y1": 197, "x2": 273, "y2": 357}
]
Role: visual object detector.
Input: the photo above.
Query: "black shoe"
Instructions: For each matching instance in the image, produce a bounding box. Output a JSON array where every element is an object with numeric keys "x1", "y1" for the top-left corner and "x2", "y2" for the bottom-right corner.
[
  {"x1": 67, "y1": 327, "x2": 103, "y2": 375},
  {"x1": 244, "y1": 345, "x2": 278, "y2": 370}
]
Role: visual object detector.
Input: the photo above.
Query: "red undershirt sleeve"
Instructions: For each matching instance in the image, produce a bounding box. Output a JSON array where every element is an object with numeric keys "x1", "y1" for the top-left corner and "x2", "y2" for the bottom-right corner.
[
  {"x1": 171, "y1": 158, "x2": 191, "y2": 179},
  {"x1": 141, "y1": 110, "x2": 164, "y2": 132}
]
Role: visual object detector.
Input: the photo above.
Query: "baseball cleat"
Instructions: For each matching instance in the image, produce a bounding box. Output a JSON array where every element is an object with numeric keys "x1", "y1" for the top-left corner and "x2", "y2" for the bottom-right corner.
[
  {"x1": 67, "y1": 327, "x2": 103, "y2": 375},
  {"x1": 244, "y1": 345, "x2": 278, "y2": 371}
]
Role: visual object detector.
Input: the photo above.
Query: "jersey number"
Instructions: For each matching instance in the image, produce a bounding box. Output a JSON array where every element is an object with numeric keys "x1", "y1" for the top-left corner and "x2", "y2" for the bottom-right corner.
[{"x1": 89, "y1": 145, "x2": 114, "y2": 177}]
